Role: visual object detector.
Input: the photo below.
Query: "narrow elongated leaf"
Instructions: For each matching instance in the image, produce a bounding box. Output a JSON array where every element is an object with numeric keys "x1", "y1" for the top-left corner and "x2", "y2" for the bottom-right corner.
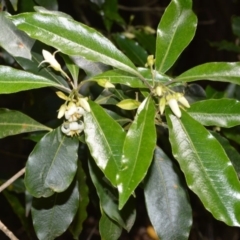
[
  {"x1": 0, "y1": 66, "x2": 69, "y2": 94},
  {"x1": 0, "y1": 109, "x2": 51, "y2": 139},
  {"x1": 32, "y1": 178, "x2": 79, "y2": 240},
  {"x1": 0, "y1": 12, "x2": 34, "y2": 59},
  {"x1": 176, "y1": 62, "x2": 240, "y2": 84},
  {"x1": 84, "y1": 101, "x2": 126, "y2": 186},
  {"x1": 89, "y1": 158, "x2": 136, "y2": 232},
  {"x1": 25, "y1": 128, "x2": 79, "y2": 198},
  {"x1": 11, "y1": 13, "x2": 139, "y2": 76},
  {"x1": 99, "y1": 212, "x2": 122, "y2": 240},
  {"x1": 117, "y1": 97, "x2": 156, "y2": 209},
  {"x1": 187, "y1": 99, "x2": 240, "y2": 128},
  {"x1": 70, "y1": 161, "x2": 89, "y2": 239},
  {"x1": 144, "y1": 146, "x2": 192, "y2": 240},
  {"x1": 166, "y1": 110, "x2": 240, "y2": 226},
  {"x1": 155, "y1": 0, "x2": 197, "y2": 73}
]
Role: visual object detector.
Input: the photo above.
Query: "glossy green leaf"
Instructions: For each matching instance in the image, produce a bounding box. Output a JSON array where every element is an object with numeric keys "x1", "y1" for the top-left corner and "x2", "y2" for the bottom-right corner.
[
  {"x1": 117, "y1": 97, "x2": 156, "y2": 209},
  {"x1": 84, "y1": 101, "x2": 126, "y2": 186},
  {"x1": 32, "y1": 178, "x2": 79, "y2": 240},
  {"x1": 0, "y1": 66, "x2": 69, "y2": 94},
  {"x1": 99, "y1": 212, "x2": 122, "y2": 240},
  {"x1": 0, "y1": 109, "x2": 51, "y2": 139},
  {"x1": 166, "y1": 110, "x2": 240, "y2": 226},
  {"x1": 134, "y1": 31, "x2": 156, "y2": 54},
  {"x1": 11, "y1": 13, "x2": 139, "y2": 77},
  {"x1": 70, "y1": 161, "x2": 89, "y2": 239},
  {"x1": 211, "y1": 131, "x2": 240, "y2": 179},
  {"x1": 176, "y1": 62, "x2": 240, "y2": 84},
  {"x1": 144, "y1": 146, "x2": 192, "y2": 240},
  {"x1": 34, "y1": 6, "x2": 73, "y2": 19},
  {"x1": 187, "y1": 99, "x2": 240, "y2": 128},
  {"x1": 0, "y1": 12, "x2": 34, "y2": 59},
  {"x1": 222, "y1": 126, "x2": 240, "y2": 145},
  {"x1": 89, "y1": 158, "x2": 136, "y2": 232},
  {"x1": 155, "y1": 0, "x2": 197, "y2": 73},
  {"x1": 113, "y1": 34, "x2": 148, "y2": 66},
  {"x1": 25, "y1": 128, "x2": 79, "y2": 198}
]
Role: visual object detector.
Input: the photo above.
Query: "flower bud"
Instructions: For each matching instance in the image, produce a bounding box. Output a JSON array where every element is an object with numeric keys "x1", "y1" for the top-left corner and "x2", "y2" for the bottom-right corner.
[
  {"x1": 78, "y1": 98, "x2": 91, "y2": 112},
  {"x1": 159, "y1": 97, "x2": 166, "y2": 115},
  {"x1": 56, "y1": 91, "x2": 69, "y2": 101},
  {"x1": 168, "y1": 98, "x2": 181, "y2": 118},
  {"x1": 96, "y1": 79, "x2": 115, "y2": 88},
  {"x1": 155, "y1": 86, "x2": 163, "y2": 97},
  {"x1": 116, "y1": 99, "x2": 140, "y2": 110},
  {"x1": 178, "y1": 96, "x2": 190, "y2": 108},
  {"x1": 57, "y1": 104, "x2": 67, "y2": 119}
]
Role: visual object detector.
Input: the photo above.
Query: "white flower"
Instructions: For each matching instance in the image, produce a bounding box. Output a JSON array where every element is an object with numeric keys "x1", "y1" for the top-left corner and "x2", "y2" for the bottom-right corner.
[
  {"x1": 155, "y1": 86, "x2": 163, "y2": 97},
  {"x1": 57, "y1": 104, "x2": 67, "y2": 119},
  {"x1": 65, "y1": 102, "x2": 85, "y2": 122},
  {"x1": 61, "y1": 121, "x2": 84, "y2": 136},
  {"x1": 38, "y1": 49, "x2": 62, "y2": 72}
]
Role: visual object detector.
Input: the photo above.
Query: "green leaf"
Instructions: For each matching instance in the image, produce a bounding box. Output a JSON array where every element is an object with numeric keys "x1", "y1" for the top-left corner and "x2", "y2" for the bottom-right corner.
[
  {"x1": 3, "y1": 191, "x2": 31, "y2": 237},
  {"x1": 232, "y1": 16, "x2": 240, "y2": 38},
  {"x1": 113, "y1": 34, "x2": 148, "y2": 66},
  {"x1": 11, "y1": 12, "x2": 139, "y2": 76},
  {"x1": 25, "y1": 127, "x2": 79, "y2": 198},
  {"x1": 0, "y1": 109, "x2": 51, "y2": 139},
  {"x1": 166, "y1": 110, "x2": 240, "y2": 226},
  {"x1": 155, "y1": 0, "x2": 197, "y2": 73},
  {"x1": 134, "y1": 31, "x2": 156, "y2": 54},
  {"x1": 187, "y1": 99, "x2": 240, "y2": 128},
  {"x1": 117, "y1": 97, "x2": 156, "y2": 209},
  {"x1": 70, "y1": 161, "x2": 89, "y2": 239},
  {"x1": 99, "y1": 212, "x2": 122, "y2": 240},
  {"x1": 32, "y1": 177, "x2": 79, "y2": 240},
  {"x1": 89, "y1": 158, "x2": 136, "y2": 232},
  {"x1": 176, "y1": 62, "x2": 240, "y2": 84},
  {"x1": 144, "y1": 146, "x2": 192, "y2": 240},
  {"x1": 211, "y1": 131, "x2": 240, "y2": 179},
  {"x1": 84, "y1": 101, "x2": 126, "y2": 186},
  {"x1": 0, "y1": 66, "x2": 69, "y2": 94},
  {"x1": 0, "y1": 12, "x2": 34, "y2": 59}
]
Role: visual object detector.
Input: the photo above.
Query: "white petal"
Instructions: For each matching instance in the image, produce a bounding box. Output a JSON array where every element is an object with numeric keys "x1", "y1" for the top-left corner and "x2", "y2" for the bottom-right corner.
[
  {"x1": 178, "y1": 96, "x2": 190, "y2": 108},
  {"x1": 79, "y1": 98, "x2": 91, "y2": 112}
]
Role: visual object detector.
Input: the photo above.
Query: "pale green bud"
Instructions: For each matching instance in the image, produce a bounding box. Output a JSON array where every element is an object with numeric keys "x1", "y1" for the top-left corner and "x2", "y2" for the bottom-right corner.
[
  {"x1": 78, "y1": 97, "x2": 91, "y2": 112},
  {"x1": 96, "y1": 79, "x2": 115, "y2": 88},
  {"x1": 116, "y1": 99, "x2": 140, "y2": 110},
  {"x1": 159, "y1": 97, "x2": 166, "y2": 115}
]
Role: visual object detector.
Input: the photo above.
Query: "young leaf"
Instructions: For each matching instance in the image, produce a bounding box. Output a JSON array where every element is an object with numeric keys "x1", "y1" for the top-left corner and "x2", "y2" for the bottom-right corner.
[
  {"x1": 117, "y1": 97, "x2": 156, "y2": 209},
  {"x1": 0, "y1": 12, "x2": 34, "y2": 60},
  {"x1": 187, "y1": 99, "x2": 240, "y2": 128},
  {"x1": 155, "y1": 0, "x2": 197, "y2": 73},
  {"x1": 11, "y1": 13, "x2": 139, "y2": 77},
  {"x1": 25, "y1": 127, "x2": 79, "y2": 198},
  {"x1": 89, "y1": 158, "x2": 136, "y2": 232},
  {"x1": 176, "y1": 62, "x2": 240, "y2": 84},
  {"x1": 31, "y1": 178, "x2": 79, "y2": 240},
  {"x1": 0, "y1": 66, "x2": 69, "y2": 94},
  {"x1": 84, "y1": 101, "x2": 126, "y2": 186},
  {"x1": 144, "y1": 146, "x2": 192, "y2": 240},
  {"x1": 99, "y1": 212, "x2": 122, "y2": 240},
  {"x1": 70, "y1": 161, "x2": 89, "y2": 239},
  {"x1": 0, "y1": 109, "x2": 51, "y2": 139},
  {"x1": 166, "y1": 109, "x2": 240, "y2": 226}
]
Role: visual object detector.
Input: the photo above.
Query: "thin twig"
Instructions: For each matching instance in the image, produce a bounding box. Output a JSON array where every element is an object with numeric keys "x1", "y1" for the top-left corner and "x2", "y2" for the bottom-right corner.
[
  {"x1": 0, "y1": 168, "x2": 25, "y2": 193},
  {"x1": 0, "y1": 221, "x2": 19, "y2": 240}
]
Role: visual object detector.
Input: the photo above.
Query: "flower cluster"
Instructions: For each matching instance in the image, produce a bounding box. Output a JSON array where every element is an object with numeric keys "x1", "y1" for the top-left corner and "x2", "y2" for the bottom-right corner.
[
  {"x1": 154, "y1": 85, "x2": 190, "y2": 118},
  {"x1": 56, "y1": 92, "x2": 90, "y2": 136}
]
